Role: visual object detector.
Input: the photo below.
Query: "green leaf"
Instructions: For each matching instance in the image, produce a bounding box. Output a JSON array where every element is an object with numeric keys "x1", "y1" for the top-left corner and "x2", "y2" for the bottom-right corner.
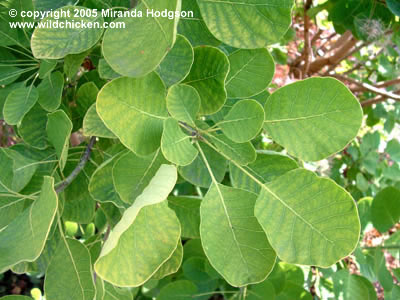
[
  {"x1": 64, "y1": 51, "x2": 90, "y2": 79},
  {"x1": 387, "y1": 0, "x2": 400, "y2": 16},
  {"x1": 200, "y1": 183, "x2": 276, "y2": 287},
  {"x1": 264, "y1": 77, "x2": 363, "y2": 161},
  {"x1": 33, "y1": 0, "x2": 73, "y2": 11},
  {"x1": 385, "y1": 231, "x2": 400, "y2": 260},
  {"x1": 230, "y1": 151, "x2": 298, "y2": 194},
  {"x1": 0, "y1": 5, "x2": 26, "y2": 47},
  {"x1": 153, "y1": 241, "x2": 183, "y2": 280},
  {"x1": 371, "y1": 187, "x2": 400, "y2": 232},
  {"x1": 183, "y1": 46, "x2": 229, "y2": 115},
  {"x1": 98, "y1": 58, "x2": 121, "y2": 80},
  {"x1": 182, "y1": 256, "x2": 219, "y2": 284},
  {"x1": 38, "y1": 59, "x2": 57, "y2": 79},
  {"x1": 370, "y1": 249, "x2": 394, "y2": 291},
  {"x1": 18, "y1": 103, "x2": 48, "y2": 149},
  {"x1": 62, "y1": 158, "x2": 96, "y2": 224},
  {"x1": 37, "y1": 71, "x2": 64, "y2": 112},
  {"x1": 0, "y1": 82, "x2": 25, "y2": 120},
  {"x1": 0, "y1": 149, "x2": 15, "y2": 190},
  {"x1": 46, "y1": 110, "x2": 72, "y2": 171},
  {"x1": 0, "y1": 59, "x2": 21, "y2": 85},
  {"x1": 89, "y1": 152, "x2": 128, "y2": 209},
  {"x1": 0, "y1": 176, "x2": 58, "y2": 272},
  {"x1": 386, "y1": 139, "x2": 400, "y2": 163},
  {"x1": 76, "y1": 82, "x2": 98, "y2": 117},
  {"x1": 168, "y1": 196, "x2": 201, "y2": 239},
  {"x1": 197, "y1": 0, "x2": 294, "y2": 49},
  {"x1": 4, "y1": 147, "x2": 38, "y2": 192},
  {"x1": 44, "y1": 237, "x2": 96, "y2": 300},
  {"x1": 83, "y1": 104, "x2": 117, "y2": 138},
  {"x1": 226, "y1": 49, "x2": 275, "y2": 98},
  {"x1": 102, "y1": 0, "x2": 180, "y2": 77},
  {"x1": 333, "y1": 270, "x2": 377, "y2": 300},
  {"x1": 255, "y1": 168, "x2": 360, "y2": 267},
  {"x1": 178, "y1": 0, "x2": 221, "y2": 47},
  {"x1": 276, "y1": 282, "x2": 312, "y2": 300},
  {"x1": 247, "y1": 280, "x2": 275, "y2": 300},
  {"x1": 207, "y1": 133, "x2": 256, "y2": 165},
  {"x1": 356, "y1": 173, "x2": 369, "y2": 193},
  {"x1": 157, "y1": 280, "x2": 198, "y2": 300},
  {"x1": 0, "y1": 195, "x2": 26, "y2": 231},
  {"x1": 113, "y1": 149, "x2": 167, "y2": 204},
  {"x1": 166, "y1": 84, "x2": 201, "y2": 126},
  {"x1": 179, "y1": 141, "x2": 227, "y2": 188},
  {"x1": 96, "y1": 74, "x2": 168, "y2": 156},
  {"x1": 96, "y1": 279, "x2": 139, "y2": 300},
  {"x1": 358, "y1": 196, "x2": 373, "y2": 232},
  {"x1": 386, "y1": 286, "x2": 400, "y2": 300},
  {"x1": 217, "y1": 99, "x2": 264, "y2": 143},
  {"x1": 157, "y1": 34, "x2": 194, "y2": 88},
  {"x1": 31, "y1": 6, "x2": 104, "y2": 59},
  {"x1": 95, "y1": 165, "x2": 181, "y2": 287},
  {"x1": 161, "y1": 118, "x2": 199, "y2": 166},
  {"x1": 3, "y1": 86, "x2": 39, "y2": 125}
]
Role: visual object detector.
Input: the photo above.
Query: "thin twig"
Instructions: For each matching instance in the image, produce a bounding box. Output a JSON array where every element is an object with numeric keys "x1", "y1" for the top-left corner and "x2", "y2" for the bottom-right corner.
[
  {"x1": 344, "y1": 48, "x2": 384, "y2": 75},
  {"x1": 302, "y1": 0, "x2": 313, "y2": 78},
  {"x1": 352, "y1": 78, "x2": 400, "y2": 92},
  {"x1": 55, "y1": 137, "x2": 97, "y2": 194},
  {"x1": 362, "y1": 245, "x2": 400, "y2": 250},
  {"x1": 332, "y1": 74, "x2": 400, "y2": 101}
]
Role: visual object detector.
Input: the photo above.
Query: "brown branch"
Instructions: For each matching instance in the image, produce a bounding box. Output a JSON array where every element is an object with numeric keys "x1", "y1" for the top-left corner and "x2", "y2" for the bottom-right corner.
[
  {"x1": 302, "y1": 0, "x2": 313, "y2": 78},
  {"x1": 309, "y1": 31, "x2": 358, "y2": 74},
  {"x1": 315, "y1": 32, "x2": 337, "y2": 54},
  {"x1": 361, "y1": 95, "x2": 387, "y2": 107},
  {"x1": 361, "y1": 90, "x2": 400, "y2": 107},
  {"x1": 55, "y1": 137, "x2": 97, "y2": 194},
  {"x1": 352, "y1": 78, "x2": 400, "y2": 92},
  {"x1": 332, "y1": 74, "x2": 400, "y2": 101},
  {"x1": 311, "y1": 29, "x2": 323, "y2": 46},
  {"x1": 324, "y1": 40, "x2": 374, "y2": 74}
]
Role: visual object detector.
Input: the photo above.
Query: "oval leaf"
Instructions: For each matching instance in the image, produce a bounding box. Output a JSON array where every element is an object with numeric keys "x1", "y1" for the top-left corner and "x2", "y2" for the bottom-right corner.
[
  {"x1": 157, "y1": 34, "x2": 194, "y2": 88},
  {"x1": 264, "y1": 77, "x2": 363, "y2": 161},
  {"x1": 37, "y1": 71, "x2": 64, "y2": 112},
  {"x1": 218, "y1": 99, "x2": 265, "y2": 143},
  {"x1": 95, "y1": 165, "x2": 180, "y2": 287},
  {"x1": 102, "y1": 0, "x2": 180, "y2": 78},
  {"x1": 201, "y1": 184, "x2": 276, "y2": 287},
  {"x1": 97, "y1": 74, "x2": 168, "y2": 156},
  {"x1": 197, "y1": 0, "x2": 294, "y2": 48},
  {"x1": 46, "y1": 110, "x2": 72, "y2": 171},
  {"x1": 371, "y1": 187, "x2": 400, "y2": 233},
  {"x1": 31, "y1": 6, "x2": 104, "y2": 59},
  {"x1": 178, "y1": 141, "x2": 227, "y2": 188},
  {"x1": 255, "y1": 168, "x2": 360, "y2": 267},
  {"x1": 166, "y1": 84, "x2": 201, "y2": 126},
  {"x1": 230, "y1": 151, "x2": 298, "y2": 194},
  {"x1": 0, "y1": 177, "x2": 58, "y2": 273},
  {"x1": 83, "y1": 104, "x2": 116, "y2": 139},
  {"x1": 4, "y1": 86, "x2": 39, "y2": 125},
  {"x1": 226, "y1": 48, "x2": 275, "y2": 98},
  {"x1": 44, "y1": 238, "x2": 96, "y2": 300},
  {"x1": 161, "y1": 118, "x2": 199, "y2": 166},
  {"x1": 113, "y1": 149, "x2": 167, "y2": 204},
  {"x1": 183, "y1": 46, "x2": 229, "y2": 115}
]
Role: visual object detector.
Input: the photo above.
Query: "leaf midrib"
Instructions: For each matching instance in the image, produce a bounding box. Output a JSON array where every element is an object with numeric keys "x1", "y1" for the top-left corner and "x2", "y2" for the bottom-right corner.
[{"x1": 264, "y1": 108, "x2": 356, "y2": 123}]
